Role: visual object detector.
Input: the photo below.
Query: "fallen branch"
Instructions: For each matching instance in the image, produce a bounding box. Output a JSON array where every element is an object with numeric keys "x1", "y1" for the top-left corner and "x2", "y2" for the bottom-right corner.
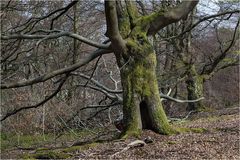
[
  {"x1": 111, "y1": 140, "x2": 146, "y2": 157},
  {"x1": 160, "y1": 94, "x2": 204, "y2": 103}
]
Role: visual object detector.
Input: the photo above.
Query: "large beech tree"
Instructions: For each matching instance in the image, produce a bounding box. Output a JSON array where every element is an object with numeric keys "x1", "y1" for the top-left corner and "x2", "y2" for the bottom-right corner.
[
  {"x1": 104, "y1": 0, "x2": 198, "y2": 136},
  {"x1": 1, "y1": 0, "x2": 199, "y2": 136}
]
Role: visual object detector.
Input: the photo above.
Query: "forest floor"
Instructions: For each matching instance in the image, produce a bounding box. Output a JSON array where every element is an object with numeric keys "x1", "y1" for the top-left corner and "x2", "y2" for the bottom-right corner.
[{"x1": 1, "y1": 107, "x2": 239, "y2": 159}]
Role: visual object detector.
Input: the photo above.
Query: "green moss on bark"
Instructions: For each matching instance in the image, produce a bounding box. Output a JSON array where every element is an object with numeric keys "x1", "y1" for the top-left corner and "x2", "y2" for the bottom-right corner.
[
  {"x1": 151, "y1": 107, "x2": 178, "y2": 135},
  {"x1": 177, "y1": 127, "x2": 207, "y2": 133},
  {"x1": 120, "y1": 44, "x2": 176, "y2": 136},
  {"x1": 186, "y1": 65, "x2": 206, "y2": 111},
  {"x1": 119, "y1": 14, "x2": 131, "y2": 38},
  {"x1": 118, "y1": 9, "x2": 178, "y2": 137}
]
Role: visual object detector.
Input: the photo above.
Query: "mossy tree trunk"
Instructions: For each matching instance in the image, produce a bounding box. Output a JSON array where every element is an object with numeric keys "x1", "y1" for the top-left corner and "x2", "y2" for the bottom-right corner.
[
  {"x1": 119, "y1": 41, "x2": 175, "y2": 136},
  {"x1": 185, "y1": 65, "x2": 205, "y2": 111},
  {"x1": 104, "y1": 1, "x2": 198, "y2": 137}
]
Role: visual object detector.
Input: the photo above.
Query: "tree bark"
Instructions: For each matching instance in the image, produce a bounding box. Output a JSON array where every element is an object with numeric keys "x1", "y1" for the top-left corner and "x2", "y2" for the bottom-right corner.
[
  {"x1": 185, "y1": 65, "x2": 205, "y2": 111},
  {"x1": 104, "y1": 0, "x2": 198, "y2": 137},
  {"x1": 119, "y1": 45, "x2": 175, "y2": 137},
  {"x1": 114, "y1": 19, "x2": 176, "y2": 136}
]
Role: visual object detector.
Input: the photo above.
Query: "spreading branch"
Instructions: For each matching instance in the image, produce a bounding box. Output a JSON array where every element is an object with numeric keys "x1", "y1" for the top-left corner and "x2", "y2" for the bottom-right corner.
[
  {"x1": 73, "y1": 73, "x2": 204, "y2": 104},
  {"x1": 184, "y1": 10, "x2": 239, "y2": 37},
  {"x1": 161, "y1": 10, "x2": 239, "y2": 41},
  {"x1": 1, "y1": 31, "x2": 110, "y2": 49},
  {"x1": 10, "y1": 1, "x2": 78, "y2": 33},
  {"x1": 1, "y1": 48, "x2": 112, "y2": 89},
  {"x1": 201, "y1": 18, "x2": 239, "y2": 75}
]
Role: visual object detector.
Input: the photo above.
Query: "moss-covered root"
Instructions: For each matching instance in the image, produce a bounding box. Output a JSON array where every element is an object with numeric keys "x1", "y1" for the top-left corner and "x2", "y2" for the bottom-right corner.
[
  {"x1": 152, "y1": 125, "x2": 207, "y2": 135},
  {"x1": 150, "y1": 110, "x2": 179, "y2": 135},
  {"x1": 177, "y1": 127, "x2": 208, "y2": 133},
  {"x1": 21, "y1": 151, "x2": 70, "y2": 159},
  {"x1": 157, "y1": 125, "x2": 180, "y2": 135},
  {"x1": 21, "y1": 143, "x2": 99, "y2": 159},
  {"x1": 120, "y1": 126, "x2": 180, "y2": 139},
  {"x1": 120, "y1": 128, "x2": 142, "y2": 139}
]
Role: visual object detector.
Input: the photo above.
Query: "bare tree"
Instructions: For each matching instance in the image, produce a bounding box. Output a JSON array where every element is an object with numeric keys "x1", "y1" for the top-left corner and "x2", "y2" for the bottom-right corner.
[
  {"x1": 155, "y1": 1, "x2": 239, "y2": 111},
  {"x1": 1, "y1": 0, "x2": 199, "y2": 137}
]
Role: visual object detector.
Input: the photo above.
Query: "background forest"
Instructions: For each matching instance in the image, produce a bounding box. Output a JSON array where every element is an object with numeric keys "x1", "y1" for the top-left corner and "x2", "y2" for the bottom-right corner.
[{"x1": 0, "y1": 0, "x2": 239, "y2": 159}]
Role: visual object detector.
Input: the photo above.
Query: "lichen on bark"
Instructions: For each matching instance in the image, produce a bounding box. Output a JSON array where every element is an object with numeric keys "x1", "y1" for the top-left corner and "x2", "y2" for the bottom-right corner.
[{"x1": 186, "y1": 65, "x2": 205, "y2": 111}]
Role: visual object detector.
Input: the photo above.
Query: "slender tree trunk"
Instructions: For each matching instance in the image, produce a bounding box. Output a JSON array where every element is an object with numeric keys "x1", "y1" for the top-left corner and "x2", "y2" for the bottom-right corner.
[{"x1": 185, "y1": 65, "x2": 205, "y2": 111}]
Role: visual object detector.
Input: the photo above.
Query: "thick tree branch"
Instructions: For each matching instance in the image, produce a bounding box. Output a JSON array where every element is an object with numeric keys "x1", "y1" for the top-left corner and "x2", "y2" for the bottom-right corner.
[
  {"x1": 1, "y1": 31, "x2": 110, "y2": 49},
  {"x1": 147, "y1": 0, "x2": 199, "y2": 35},
  {"x1": 104, "y1": 0, "x2": 126, "y2": 53}
]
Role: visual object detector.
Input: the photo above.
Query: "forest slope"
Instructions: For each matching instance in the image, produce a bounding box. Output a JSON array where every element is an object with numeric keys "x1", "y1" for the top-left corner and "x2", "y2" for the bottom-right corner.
[{"x1": 1, "y1": 107, "x2": 239, "y2": 159}]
